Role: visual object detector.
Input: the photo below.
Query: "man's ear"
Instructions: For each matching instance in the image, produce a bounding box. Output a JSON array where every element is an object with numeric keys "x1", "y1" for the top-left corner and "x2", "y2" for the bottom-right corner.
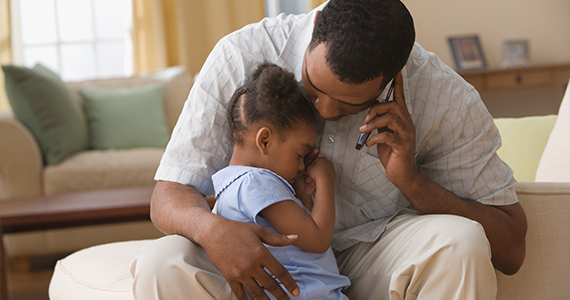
[
  {"x1": 313, "y1": 11, "x2": 321, "y2": 25},
  {"x1": 255, "y1": 127, "x2": 272, "y2": 155}
]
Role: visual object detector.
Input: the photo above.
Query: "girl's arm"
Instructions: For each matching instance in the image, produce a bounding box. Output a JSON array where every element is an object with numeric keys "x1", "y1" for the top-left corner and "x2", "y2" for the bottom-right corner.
[{"x1": 261, "y1": 157, "x2": 336, "y2": 253}]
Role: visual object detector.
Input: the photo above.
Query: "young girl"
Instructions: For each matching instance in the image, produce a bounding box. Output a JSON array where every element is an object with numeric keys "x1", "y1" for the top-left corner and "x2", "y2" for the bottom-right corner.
[{"x1": 212, "y1": 63, "x2": 350, "y2": 299}]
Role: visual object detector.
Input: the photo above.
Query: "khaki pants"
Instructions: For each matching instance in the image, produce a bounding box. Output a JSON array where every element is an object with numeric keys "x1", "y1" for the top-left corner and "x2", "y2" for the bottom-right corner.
[{"x1": 130, "y1": 214, "x2": 497, "y2": 300}]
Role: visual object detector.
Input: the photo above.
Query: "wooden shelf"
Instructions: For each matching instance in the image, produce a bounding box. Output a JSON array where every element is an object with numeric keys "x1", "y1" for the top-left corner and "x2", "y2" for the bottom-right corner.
[{"x1": 458, "y1": 63, "x2": 570, "y2": 92}]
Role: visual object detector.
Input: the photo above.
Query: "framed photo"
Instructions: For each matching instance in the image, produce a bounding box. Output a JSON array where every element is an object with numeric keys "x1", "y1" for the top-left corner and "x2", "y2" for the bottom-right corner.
[
  {"x1": 448, "y1": 35, "x2": 487, "y2": 71},
  {"x1": 500, "y1": 40, "x2": 530, "y2": 69}
]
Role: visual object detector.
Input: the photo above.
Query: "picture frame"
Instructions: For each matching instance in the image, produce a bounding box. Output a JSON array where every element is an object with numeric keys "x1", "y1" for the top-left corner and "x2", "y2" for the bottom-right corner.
[
  {"x1": 500, "y1": 40, "x2": 530, "y2": 69},
  {"x1": 448, "y1": 35, "x2": 487, "y2": 71}
]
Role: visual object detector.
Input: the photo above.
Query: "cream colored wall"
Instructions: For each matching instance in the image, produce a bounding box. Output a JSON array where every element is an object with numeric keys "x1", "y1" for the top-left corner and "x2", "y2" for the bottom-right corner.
[
  {"x1": 402, "y1": 0, "x2": 570, "y2": 69},
  {"x1": 402, "y1": 0, "x2": 570, "y2": 117}
]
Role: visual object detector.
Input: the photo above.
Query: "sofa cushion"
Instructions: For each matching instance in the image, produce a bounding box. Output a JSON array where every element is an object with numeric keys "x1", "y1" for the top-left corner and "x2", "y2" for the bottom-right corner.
[
  {"x1": 494, "y1": 115, "x2": 557, "y2": 182},
  {"x1": 535, "y1": 81, "x2": 570, "y2": 182},
  {"x1": 80, "y1": 84, "x2": 170, "y2": 150},
  {"x1": 2, "y1": 64, "x2": 89, "y2": 165},
  {"x1": 43, "y1": 148, "x2": 164, "y2": 195}
]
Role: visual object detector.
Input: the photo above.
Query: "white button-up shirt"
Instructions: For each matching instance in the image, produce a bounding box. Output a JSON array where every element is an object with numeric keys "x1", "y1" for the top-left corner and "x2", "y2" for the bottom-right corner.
[{"x1": 156, "y1": 4, "x2": 518, "y2": 251}]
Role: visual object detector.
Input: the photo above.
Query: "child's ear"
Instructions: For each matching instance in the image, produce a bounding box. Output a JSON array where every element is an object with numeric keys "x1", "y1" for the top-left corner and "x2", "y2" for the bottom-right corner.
[{"x1": 255, "y1": 127, "x2": 272, "y2": 155}]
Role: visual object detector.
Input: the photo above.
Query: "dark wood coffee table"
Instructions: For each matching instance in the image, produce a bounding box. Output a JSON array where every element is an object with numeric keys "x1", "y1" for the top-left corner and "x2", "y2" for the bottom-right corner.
[{"x1": 0, "y1": 186, "x2": 154, "y2": 300}]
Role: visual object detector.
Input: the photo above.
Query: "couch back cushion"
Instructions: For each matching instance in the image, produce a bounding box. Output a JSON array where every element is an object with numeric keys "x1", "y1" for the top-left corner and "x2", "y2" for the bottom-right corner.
[
  {"x1": 2, "y1": 64, "x2": 89, "y2": 165},
  {"x1": 43, "y1": 148, "x2": 164, "y2": 195},
  {"x1": 494, "y1": 115, "x2": 557, "y2": 182},
  {"x1": 66, "y1": 66, "x2": 192, "y2": 133},
  {"x1": 80, "y1": 84, "x2": 170, "y2": 150}
]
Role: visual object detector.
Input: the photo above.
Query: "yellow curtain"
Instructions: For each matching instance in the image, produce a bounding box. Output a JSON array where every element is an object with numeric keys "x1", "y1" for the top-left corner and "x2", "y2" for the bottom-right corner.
[
  {"x1": 0, "y1": 0, "x2": 12, "y2": 111},
  {"x1": 132, "y1": 0, "x2": 265, "y2": 77},
  {"x1": 309, "y1": 0, "x2": 327, "y2": 9}
]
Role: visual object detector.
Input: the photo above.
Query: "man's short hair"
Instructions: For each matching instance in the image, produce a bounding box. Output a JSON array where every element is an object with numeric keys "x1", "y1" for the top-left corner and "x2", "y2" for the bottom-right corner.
[{"x1": 309, "y1": 0, "x2": 415, "y2": 87}]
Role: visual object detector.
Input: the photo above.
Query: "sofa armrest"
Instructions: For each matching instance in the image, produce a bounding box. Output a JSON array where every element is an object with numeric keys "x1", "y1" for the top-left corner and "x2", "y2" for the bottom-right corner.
[
  {"x1": 0, "y1": 110, "x2": 43, "y2": 199},
  {"x1": 496, "y1": 182, "x2": 570, "y2": 300}
]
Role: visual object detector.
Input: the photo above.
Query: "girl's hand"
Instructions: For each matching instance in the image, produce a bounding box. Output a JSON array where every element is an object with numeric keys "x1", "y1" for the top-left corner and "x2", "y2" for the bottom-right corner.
[
  {"x1": 306, "y1": 155, "x2": 336, "y2": 186},
  {"x1": 292, "y1": 173, "x2": 316, "y2": 197}
]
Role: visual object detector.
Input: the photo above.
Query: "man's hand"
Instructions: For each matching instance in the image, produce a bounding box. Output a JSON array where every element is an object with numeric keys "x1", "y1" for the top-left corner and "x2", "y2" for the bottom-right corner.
[
  {"x1": 358, "y1": 71, "x2": 419, "y2": 186},
  {"x1": 151, "y1": 181, "x2": 300, "y2": 300},
  {"x1": 355, "y1": 72, "x2": 527, "y2": 275},
  {"x1": 199, "y1": 216, "x2": 300, "y2": 300}
]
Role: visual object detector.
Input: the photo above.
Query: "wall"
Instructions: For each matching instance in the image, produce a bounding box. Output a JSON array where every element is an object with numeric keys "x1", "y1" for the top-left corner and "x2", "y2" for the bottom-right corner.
[
  {"x1": 402, "y1": 0, "x2": 569, "y2": 69},
  {"x1": 402, "y1": 0, "x2": 570, "y2": 117}
]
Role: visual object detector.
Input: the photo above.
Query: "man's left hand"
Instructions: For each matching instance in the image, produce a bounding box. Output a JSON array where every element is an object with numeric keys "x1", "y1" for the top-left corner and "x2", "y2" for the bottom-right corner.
[{"x1": 359, "y1": 71, "x2": 419, "y2": 187}]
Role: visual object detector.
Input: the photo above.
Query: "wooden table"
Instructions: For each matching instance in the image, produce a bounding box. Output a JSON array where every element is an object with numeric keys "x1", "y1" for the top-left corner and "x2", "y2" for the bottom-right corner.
[
  {"x1": 0, "y1": 187, "x2": 154, "y2": 300},
  {"x1": 458, "y1": 63, "x2": 570, "y2": 92}
]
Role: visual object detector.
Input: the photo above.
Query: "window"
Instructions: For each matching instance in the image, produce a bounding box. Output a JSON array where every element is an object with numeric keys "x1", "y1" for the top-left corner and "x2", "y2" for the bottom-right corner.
[
  {"x1": 10, "y1": 0, "x2": 133, "y2": 82},
  {"x1": 264, "y1": 0, "x2": 311, "y2": 17}
]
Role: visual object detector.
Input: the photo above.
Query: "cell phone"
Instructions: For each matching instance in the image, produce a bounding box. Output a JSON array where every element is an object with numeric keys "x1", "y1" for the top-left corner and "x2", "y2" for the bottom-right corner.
[{"x1": 355, "y1": 80, "x2": 395, "y2": 150}]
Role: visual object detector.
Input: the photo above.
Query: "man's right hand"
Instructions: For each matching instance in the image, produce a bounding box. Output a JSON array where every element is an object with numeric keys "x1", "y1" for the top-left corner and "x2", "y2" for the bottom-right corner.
[
  {"x1": 151, "y1": 181, "x2": 299, "y2": 300},
  {"x1": 199, "y1": 216, "x2": 300, "y2": 300}
]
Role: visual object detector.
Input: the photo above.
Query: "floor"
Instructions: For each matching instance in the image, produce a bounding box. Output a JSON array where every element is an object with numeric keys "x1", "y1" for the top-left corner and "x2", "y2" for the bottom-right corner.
[
  {"x1": 7, "y1": 268, "x2": 52, "y2": 300},
  {"x1": 5, "y1": 255, "x2": 59, "y2": 300}
]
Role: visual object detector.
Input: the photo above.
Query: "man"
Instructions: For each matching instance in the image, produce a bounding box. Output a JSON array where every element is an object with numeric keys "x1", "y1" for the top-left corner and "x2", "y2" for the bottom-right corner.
[{"x1": 131, "y1": 1, "x2": 527, "y2": 299}]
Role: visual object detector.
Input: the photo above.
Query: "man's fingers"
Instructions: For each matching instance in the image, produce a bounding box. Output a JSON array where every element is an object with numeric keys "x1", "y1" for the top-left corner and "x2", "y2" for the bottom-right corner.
[
  {"x1": 240, "y1": 277, "x2": 272, "y2": 300},
  {"x1": 365, "y1": 113, "x2": 413, "y2": 142},
  {"x1": 227, "y1": 280, "x2": 252, "y2": 300},
  {"x1": 250, "y1": 267, "x2": 295, "y2": 300},
  {"x1": 257, "y1": 226, "x2": 298, "y2": 247},
  {"x1": 393, "y1": 71, "x2": 409, "y2": 115},
  {"x1": 263, "y1": 256, "x2": 300, "y2": 298},
  {"x1": 254, "y1": 228, "x2": 299, "y2": 297},
  {"x1": 256, "y1": 229, "x2": 299, "y2": 295}
]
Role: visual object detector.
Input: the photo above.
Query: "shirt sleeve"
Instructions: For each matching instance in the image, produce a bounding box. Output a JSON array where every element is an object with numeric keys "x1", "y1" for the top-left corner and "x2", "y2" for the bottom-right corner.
[
  {"x1": 418, "y1": 85, "x2": 518, "y2": 206},
  {"x1": 154, "y1": 38, "x2": 240, "y2": 195},
  {"x1": 404, "y1": 44, "x2": 518, "y2": 207},
  {"x1": 237, "y1": 171, "x2": 301, "y2": 226}
]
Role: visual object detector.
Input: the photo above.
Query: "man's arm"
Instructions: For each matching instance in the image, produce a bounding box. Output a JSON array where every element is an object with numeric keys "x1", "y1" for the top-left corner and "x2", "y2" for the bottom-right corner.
[
  {"x1": 150, "y1": 180, "x2": 300, "y2": 299},
  {"x1": 398, "y1": 174, "x2": 527, "y2": 275},
  {"x1": 360, "y1": 72, "x2": 527, "y2": 275}
]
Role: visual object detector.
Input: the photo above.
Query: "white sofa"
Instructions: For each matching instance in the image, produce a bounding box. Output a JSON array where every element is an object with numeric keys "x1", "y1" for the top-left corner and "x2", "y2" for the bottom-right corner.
[
  {"x1": 0, "y1": 66, "x2": 192, "y2": 258},
  {"x1": 48, "y1": 81, "x2": 570, "y2": 299}
]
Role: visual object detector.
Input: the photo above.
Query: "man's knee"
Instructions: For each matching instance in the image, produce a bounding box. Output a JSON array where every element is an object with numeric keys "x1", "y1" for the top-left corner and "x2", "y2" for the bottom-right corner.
[
  {"x1": 131, "y1": 235, "x2": 208, "y2": 278},
  {"x1": 422, "y1": 215, "x2": 491, "y2": 261},
  {"x1": 131, "y1": 235, "x2": 231, "y2": 299}
]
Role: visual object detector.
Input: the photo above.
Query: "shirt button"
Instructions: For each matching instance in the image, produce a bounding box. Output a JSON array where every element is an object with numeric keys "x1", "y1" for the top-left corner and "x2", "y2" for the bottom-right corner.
[{"x1": 328, "y1": 136, "x2": 335, "y2": 144}]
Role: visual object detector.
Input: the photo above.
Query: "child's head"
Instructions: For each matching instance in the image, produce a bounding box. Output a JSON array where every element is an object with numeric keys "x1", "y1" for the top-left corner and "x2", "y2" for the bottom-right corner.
[
  {"x1": 227, "y1": 63, "x2": 318, "y2": 181},
  {"x1": 228, "y1": 63, "x2": 318, "y2": 145}
]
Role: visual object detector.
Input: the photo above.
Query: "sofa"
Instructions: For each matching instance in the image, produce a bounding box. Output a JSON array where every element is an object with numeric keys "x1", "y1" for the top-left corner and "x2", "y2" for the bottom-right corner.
[
  {"x1": 0, "y1": 65, "x2": 192, "y2": 258},
  {"x1": 47, "y1": 80, "x2": 570, "y2": 299}
]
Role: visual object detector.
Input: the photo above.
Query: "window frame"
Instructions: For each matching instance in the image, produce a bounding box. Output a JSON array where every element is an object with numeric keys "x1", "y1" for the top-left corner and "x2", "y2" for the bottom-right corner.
[{"x1": 9, "y1": 0, "x2": 133, "y2": 81}]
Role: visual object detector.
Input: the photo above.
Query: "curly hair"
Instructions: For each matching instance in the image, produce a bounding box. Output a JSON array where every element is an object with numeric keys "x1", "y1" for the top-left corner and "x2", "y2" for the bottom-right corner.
[
  {"x1": 227, "y1": 63, "x2": 318, "y2": 146},
  {"x1": 309, "y1": 0, "x2": 415, "y2": 87}
]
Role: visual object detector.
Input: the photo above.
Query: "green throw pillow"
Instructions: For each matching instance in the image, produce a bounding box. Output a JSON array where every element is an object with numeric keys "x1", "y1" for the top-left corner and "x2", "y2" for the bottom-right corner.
[
  {"x1": 79, "y1": 84, "x2": 170, "y2": 150},
  {"x1": 2, "y1": 64, "x2": 89, "y2": 165}
]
